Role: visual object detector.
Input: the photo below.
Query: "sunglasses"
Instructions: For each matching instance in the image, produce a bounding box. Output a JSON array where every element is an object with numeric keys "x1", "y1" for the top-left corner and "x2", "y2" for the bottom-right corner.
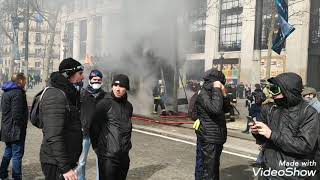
[{"x1": 267, "y1": 84, "x2": 282, "y2": 96}]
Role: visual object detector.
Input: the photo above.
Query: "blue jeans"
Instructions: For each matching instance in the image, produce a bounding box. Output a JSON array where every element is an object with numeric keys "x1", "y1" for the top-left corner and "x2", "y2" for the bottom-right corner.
[
  {"x1": 77, "y1": 136, "x2": 99, "y2": 180},
  {"x1": 0, "y1": 140, "x2": 25, "y2": 180}
]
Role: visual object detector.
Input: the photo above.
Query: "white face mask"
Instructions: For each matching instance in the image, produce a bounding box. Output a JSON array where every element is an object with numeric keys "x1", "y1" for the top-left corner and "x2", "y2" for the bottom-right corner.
[{"x1": 91, "y1": 83, "x2": 102, "y2": 90}]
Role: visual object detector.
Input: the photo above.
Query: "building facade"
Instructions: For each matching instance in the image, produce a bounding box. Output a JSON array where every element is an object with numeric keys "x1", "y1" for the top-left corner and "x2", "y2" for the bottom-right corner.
[
  {"x1": 0, "y1": 12, "x2": 60, "y2": 78},
  {"x1": 185, "y1": 0, "x2": 320, "y2": 89}
]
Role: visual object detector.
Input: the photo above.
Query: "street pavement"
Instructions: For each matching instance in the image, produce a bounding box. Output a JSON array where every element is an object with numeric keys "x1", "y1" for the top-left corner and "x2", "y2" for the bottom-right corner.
[{"x1": 0, "y1": 122, "x2": 259, "y2": 180}]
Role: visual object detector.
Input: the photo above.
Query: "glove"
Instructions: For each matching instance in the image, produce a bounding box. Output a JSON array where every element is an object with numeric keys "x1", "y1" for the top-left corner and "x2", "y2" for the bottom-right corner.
[{"x1": 193, "y1": 119, "x2": 200, "y2": 130}]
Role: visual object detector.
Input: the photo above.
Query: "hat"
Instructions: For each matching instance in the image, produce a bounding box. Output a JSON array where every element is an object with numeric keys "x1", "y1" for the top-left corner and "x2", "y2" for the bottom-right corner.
[
  {"x1": 203, "y1": 69, "x2": 226, "y2": 85},
  {"x1": 302, "y1": 87, "x2": 317, "y2": 96},
  {"x1": 112, "y1": 74, "x2": 130, "y2": 90},
  {"x1": 89, "y1": 69, "x2": 103, "y2": 80},
  {"x1": 59, "y1": 58, "x2": 83, "y2": 77}
]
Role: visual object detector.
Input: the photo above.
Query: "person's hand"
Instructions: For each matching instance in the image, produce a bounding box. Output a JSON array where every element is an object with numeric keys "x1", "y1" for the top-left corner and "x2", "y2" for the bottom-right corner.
[
  {"x1": 213, "y1": 81, "x2": 222, "y2": 88},
  {"x1": 63, "y1": 169, "x2": 77, "y2": 180},
  {"x1": 220, "y1": 84, "x2": 227, "y2": 96},
  {"x1": 255, "y1": 122, "x2": 272, "y2": 139},
  {"x1": 249, "y1": 121, "x2": 258, "y2": 134}
]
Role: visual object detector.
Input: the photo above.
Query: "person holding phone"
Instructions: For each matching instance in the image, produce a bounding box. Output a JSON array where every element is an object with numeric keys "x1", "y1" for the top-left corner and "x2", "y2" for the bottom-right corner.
[{"x1": 250, "y1": 72, "x2": 319, "y2": 180}]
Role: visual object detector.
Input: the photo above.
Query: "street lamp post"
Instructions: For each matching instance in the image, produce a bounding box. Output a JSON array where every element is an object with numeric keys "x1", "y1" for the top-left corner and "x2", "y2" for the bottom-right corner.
[{"x1": 219, "y1": 52, "x2": 224, "y2": 71}]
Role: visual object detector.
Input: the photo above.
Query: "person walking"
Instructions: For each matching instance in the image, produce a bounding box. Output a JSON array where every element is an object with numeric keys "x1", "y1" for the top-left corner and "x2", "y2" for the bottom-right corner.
[
  {"x1": 91, "y1": 74, "x2": 133, "y2": 180},
  {"x1": 77, "y1": 70, "x2": 105, "y2": 180},
  {"x1": 0, "y1": 73, "x2": 28, "y2": 180},
  {"x1": 40, "y1": 58, "x2": 84, "y2": 180}
]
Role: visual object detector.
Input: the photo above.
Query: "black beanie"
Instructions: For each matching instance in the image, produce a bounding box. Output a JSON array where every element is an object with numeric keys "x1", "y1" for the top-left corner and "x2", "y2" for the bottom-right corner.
[
  {"x1": 59, "y1": 58, "x2": 83, "y2": 77},
  {"x1": 89, "y1": 69, "x2": 103, "y2": 80},
  {"x1": 112, "y1": 74, "x2": 130, "y2": 90}
]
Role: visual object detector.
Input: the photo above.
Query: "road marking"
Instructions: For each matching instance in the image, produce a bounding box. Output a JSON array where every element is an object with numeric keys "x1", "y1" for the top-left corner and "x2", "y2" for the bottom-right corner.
[{"x1": 133, "y1": 129, "x2": 257, "y2": 161}]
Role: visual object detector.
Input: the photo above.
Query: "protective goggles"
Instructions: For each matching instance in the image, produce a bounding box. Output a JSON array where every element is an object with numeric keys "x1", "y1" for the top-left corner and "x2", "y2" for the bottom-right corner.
[
  {"x1": 61, "y1": 65, "x2": 84, "y2": 73},
  {"x1": 267, "y1": 84, "x2": 282, "y2": 96}
]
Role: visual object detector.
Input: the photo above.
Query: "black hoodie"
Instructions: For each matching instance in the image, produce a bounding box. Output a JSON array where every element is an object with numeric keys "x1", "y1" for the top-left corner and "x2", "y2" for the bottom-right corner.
[
  {"x1": 39, "y1": 72, "x2": 82, "y2": 174},
  {"x1": 255, "y1": 73, "x2": 319, "y2": 179}
]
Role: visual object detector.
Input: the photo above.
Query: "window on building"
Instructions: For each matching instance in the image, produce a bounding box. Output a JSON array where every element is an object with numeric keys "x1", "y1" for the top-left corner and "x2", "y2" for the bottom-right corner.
[
  {"x1": 310, "y1": 5, "x2": 320, "y2": 47},
  {"x1": 93, "y1": 16, "x2": 102, "y2": 55},
  {"x1": 259, "y1": 0, "x2": 281, "y2": 49},
  {"x1": 35, "y1": 49, "x2": 42, "y2": 57},
  {"x1": 79, "y1": 20, "x2": 87, "y2": 59},
  {"x1": 35, "y1": 62, "x2": 41, "y2": 68},
  {"x1": 22, "y1": 32, "x2": 26, "y2": 42},
  {"x1": 189, "y1": 0, "x2": 206, "y2": 53},
  {"x1": 36, "y1": 22, "x2": 42, "y2": 31},
  {"x1": 219, "y1": 0, "x2": 243, "y2": 51},
  {"x1": 22, "y1": 48, "x2": 25, "y2": 56},
  {"x1": 65, "y1": 22, "x2": 74, "y2": 57},
  {"x1": 35, "y1": 33, "x2": 41, "y2": 44}
]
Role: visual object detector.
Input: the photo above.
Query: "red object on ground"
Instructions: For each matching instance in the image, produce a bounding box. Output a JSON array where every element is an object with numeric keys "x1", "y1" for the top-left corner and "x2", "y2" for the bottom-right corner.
[{"x1": 132, "y1": 116, "x2": 193, "y2": 125}]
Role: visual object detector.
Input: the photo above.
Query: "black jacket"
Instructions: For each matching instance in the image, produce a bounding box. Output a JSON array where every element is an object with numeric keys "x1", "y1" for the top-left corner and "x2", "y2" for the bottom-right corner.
[
  {"x1": 254, "y1": 73, "x2": 319, "y2": 179},
  {"x1": 0, "y1": 81, "x2": 28, "y2": 142},
  {"x1": 39, "y1": 72, "x2": 82, "y2": 174},
  {"x1": 195, "y1": 82, "x2": 227, "y2": 144},
  {"x1": 90, "y1": 92, "x2": 133, "y2": 157},
  {"x1": 80, "y1": 86, "x2": 105, "y2": 137}
]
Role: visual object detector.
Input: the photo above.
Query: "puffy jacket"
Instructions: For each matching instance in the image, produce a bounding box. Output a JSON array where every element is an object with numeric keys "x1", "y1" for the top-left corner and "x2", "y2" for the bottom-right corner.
[
  {"x1": 254, "y1": 73, "x2": 319, "y2": 179},
  {"x1": 0, "y1": 81, "x2": 28, "y2": 142},
  {"x1": 194, "y1": 83, "x2": 227, "y2": 144},
  {"x1": 90, "y1": 92, "x2": 133, "y2": 157},
  {"x1": 39, "y1": 72, "x2": 82, "y2": 174},
  {"x1": 80, "y1": 87, "x2": 105, "y2": 137}
]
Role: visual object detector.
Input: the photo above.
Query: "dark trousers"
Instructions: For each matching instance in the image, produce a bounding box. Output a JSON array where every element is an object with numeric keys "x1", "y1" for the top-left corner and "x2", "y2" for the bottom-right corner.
[
  {"x1": 98, "y1": 153, "x2": 130, "y2": 180},
  {"x1": 154, "y1": 99, "x2": 165, "y2": 112},
  {"x1": 41, "y1": 163, "x2": 65, "y2": 180},
  {"x1": 0, "y1": 139, "x2": 25, "y2": 180},
  {"x1": 195, "y1": 135, "x2": 223, "y2": 180}
]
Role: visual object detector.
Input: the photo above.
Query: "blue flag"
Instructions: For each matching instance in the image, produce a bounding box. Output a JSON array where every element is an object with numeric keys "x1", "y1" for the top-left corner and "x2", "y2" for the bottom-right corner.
[{"x1": 272, "y1": 0, "x2": 295, "y2": 54}]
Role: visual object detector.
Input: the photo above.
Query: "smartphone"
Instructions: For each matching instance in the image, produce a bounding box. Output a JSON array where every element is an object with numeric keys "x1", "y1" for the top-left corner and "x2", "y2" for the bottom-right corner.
[{"x1": 246, "y1": 116, "x2": 255, "y2": 125}]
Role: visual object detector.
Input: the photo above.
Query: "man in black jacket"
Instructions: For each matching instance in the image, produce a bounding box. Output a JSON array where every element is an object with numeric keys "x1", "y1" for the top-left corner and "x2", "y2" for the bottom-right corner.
[
  {"x1": 77, "y1": 69, "x2": 105, "y2": 180},
  {"x1": 0, "y1": 73, "x2": 28, "y2": 180},
  {"x1": 40, "y1": 58, "x2": 84, "y2": 180},
  {"x1": 250, "y1": 72, "x2": 319, "y2": 180},
  {"x1": 194, "y1": 69, "x2": 227, "y2": 180},
  {"x1": 91, "y1": 74, "x2": 133, "y2": 180}
]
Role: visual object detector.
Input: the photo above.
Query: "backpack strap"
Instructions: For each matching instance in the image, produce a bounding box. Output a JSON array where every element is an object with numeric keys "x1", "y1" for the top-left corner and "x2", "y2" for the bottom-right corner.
[{"x1": 40, "y1": 87, "x2": 70, "y2": 111}]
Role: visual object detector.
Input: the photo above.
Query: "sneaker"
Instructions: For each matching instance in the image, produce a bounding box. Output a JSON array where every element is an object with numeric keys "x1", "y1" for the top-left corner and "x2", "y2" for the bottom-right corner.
[{"x1": 152, "y1": 111, "x2": 157, "y2": 114}]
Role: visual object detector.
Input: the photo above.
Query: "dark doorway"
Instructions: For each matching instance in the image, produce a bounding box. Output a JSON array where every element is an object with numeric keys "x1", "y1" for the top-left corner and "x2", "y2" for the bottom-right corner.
[{"x1": 307, "y1": 0, "x2": 320, "y2": 90}]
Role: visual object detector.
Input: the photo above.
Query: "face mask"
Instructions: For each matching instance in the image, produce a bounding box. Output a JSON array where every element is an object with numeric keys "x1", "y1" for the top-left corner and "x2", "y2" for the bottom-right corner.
[
  {"x1": 303, "y1": 97, "x2": 313, "y2": 102},
  {"x1": 91, "y1": 83, "x2": 102, "y2": 90},
  {"x1": 274, "y1": 98, "x2": 288, "y2": 107}
]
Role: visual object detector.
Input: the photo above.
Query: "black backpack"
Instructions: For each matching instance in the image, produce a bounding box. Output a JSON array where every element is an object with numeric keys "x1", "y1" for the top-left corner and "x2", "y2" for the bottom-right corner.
[{"x1": 30, "y1": 87, "x2": 67, "y2": 129}]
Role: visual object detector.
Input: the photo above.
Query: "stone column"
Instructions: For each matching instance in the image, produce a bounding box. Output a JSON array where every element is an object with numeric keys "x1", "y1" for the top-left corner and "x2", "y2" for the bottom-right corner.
[
  {"x1": 204, "y1": 2, "x2": 219, "y2": 71},
  {"x1": 73, "y1": 21, "x2": 80, "y2": 60},
  {"x1": 239, "y1": 0, "x2": 257, "y2": 85},
  {"x1": 87, "y1": 17, "x2": 95, "y2": 56}
]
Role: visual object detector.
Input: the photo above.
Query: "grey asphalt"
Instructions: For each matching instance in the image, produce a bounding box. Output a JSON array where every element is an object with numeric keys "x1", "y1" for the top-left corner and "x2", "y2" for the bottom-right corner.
[{"x1": 0, "y1": 124, "x2": 258, "y2": 180}]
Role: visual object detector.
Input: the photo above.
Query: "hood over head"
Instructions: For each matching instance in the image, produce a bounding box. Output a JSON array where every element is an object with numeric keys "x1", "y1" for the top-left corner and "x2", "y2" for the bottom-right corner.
[
  {"x1": 202, "y1": 69, "x2": 226, "y2": 90},
  {"x1": 267, "y1": 72, "x2": 303, "y2": 107},
  {"x1": 2, "y1": 81, "x2": 20, "y2": 92}
]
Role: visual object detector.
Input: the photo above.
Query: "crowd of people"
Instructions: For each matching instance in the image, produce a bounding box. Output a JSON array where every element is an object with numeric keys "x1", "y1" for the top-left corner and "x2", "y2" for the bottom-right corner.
[{"x1": 0, "y1": 57, "x2": 320, "y2": 180}]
